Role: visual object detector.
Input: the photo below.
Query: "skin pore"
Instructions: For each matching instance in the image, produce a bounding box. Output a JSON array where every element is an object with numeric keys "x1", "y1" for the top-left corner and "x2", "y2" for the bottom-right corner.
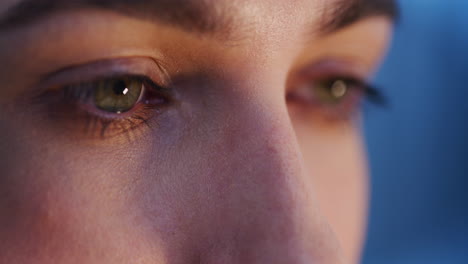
[{"x1": 0, "y1": 0, "x2": 394, "y2": 263}]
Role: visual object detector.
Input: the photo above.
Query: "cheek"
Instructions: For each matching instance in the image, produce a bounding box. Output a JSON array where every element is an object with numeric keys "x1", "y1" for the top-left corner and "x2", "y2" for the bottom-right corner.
[
  {"x1": 0, "y1": 82, "x2": 361, "y2": 264},
  {"x1": 292, "y1": 116, "x2": 368, "y2": 262},
  {"x1": 0, "y1": 121, "x2": 164, "y2": 263}
]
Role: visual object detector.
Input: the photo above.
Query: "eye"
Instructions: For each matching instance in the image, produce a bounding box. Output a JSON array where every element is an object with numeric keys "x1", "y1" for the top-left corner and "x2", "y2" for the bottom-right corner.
[
  {"x1": 63, "y1": 75, "x2": 169, "y2": 116},
  {"x1": 289, "y1": 77, "x2": 365, "y2": 105},
  {"x1": 287, "y1": 77, "x2": 379, "y2": 121},
  {"x1": 93, "y1": 77, "x2": 143, "y2": 114},
  {"x1": 313, "y1": 79, "x2": 353, "y2": 104},
  {"x1": 37, "y1": 74, "x2": 172, "y2": 139}
]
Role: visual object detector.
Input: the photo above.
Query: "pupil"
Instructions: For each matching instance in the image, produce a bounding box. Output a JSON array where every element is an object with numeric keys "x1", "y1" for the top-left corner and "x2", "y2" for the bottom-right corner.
[{"x1": 113, "y1": 80, "x2": 128, "y2": 96}]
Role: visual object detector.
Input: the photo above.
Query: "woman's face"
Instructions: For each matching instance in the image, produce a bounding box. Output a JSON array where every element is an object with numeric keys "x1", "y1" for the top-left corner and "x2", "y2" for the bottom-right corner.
[{"x1": 0, "y1": 0, "x2": 394, "y2": 263}]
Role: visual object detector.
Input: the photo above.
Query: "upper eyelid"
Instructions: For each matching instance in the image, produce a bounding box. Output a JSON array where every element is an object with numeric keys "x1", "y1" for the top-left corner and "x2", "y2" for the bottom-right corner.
[
  {"x1": 34, "y1": 55, "x2": 370, "y2": 95},
  {"x1": 299, "y1": 59, "x2": 368, "y2": 79},
  {"x1": 287, "y1": 58, "x2": 371, "y2": 92},
  {"x1": 34, "y1": 56, "x2": 171, "y2": 93}
]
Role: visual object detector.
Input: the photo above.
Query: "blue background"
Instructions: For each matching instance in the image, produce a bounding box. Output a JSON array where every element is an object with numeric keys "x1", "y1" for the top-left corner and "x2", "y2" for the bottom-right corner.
[{"x1": 363, "y1": 1, "x2": 468, "y2": 263}]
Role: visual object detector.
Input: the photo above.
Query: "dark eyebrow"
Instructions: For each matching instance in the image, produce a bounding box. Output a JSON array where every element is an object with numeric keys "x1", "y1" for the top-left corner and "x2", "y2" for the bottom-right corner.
[
  {"x1": 0, "y1": 0, "x2": 397, "y2": 37},
  {"x1": 0, "y1": 0, "x2": 233, "y2": 36},
  {"x1": 320, "y1": 0, "x2": 398, "y2": 34}
]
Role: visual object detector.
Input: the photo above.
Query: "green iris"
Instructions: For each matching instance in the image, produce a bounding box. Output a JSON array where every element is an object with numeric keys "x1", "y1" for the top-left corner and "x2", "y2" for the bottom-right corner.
[
  {"x1": 315, "y1": 79, "x2": 349, "y2": 104},
  {"x1": 93, "y1": 77, "x2": 143, "y2": 113}
]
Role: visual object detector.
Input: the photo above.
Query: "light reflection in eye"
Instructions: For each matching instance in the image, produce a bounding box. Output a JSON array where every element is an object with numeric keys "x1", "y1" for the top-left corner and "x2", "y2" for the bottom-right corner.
[
  {"x1": 286, "y1": 75, "x2": 384, "y2": 121},
  {"x1": 330, "y1": 80, "x2": 347, "y2": 98},
  {"x1": 92, "y1": 77, "x2": 144, "y2": 114},
  {"x1": 291, "y1": 78, "x2": 362, "y2": 106},
  {"x1": 34, "y1": 73, "x2": 172, "y2": 139}
]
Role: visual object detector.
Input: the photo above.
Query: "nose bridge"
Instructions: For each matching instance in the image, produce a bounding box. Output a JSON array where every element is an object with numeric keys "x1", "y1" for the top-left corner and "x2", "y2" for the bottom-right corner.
[
  {"x1": 201, "y1": 80, "x2": 343, "y2": 263},
  {"x1": 219, "y1": 76, "x2": 305, "y2": 207},
  {"x1": 230, "y1": 99, "x2": 306, "y2": 211}
]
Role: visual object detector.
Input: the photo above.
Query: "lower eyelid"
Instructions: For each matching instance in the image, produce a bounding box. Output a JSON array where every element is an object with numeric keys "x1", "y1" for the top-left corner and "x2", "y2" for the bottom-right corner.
[
  {"x1": 33, "y1": 88, "x2": 167, "y2": 140},
  {"x1": 47, "y1": 101, "x2": 159, "y2": 140},
  {"x1": 286, "y1": 81, "x2": 366, "y2": 121}
]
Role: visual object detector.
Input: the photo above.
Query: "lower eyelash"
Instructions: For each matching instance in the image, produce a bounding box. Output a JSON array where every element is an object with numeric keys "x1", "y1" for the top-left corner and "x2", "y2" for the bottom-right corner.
[
  {"x1": 32, "y1": 74, "x2": 172, "y2": 140},
  {"x1": 76, "y1": 103, "x2": 159, "y2": 139},
  {"x1": 31, "y1": 88, "x2": 162, "y2": 141}
]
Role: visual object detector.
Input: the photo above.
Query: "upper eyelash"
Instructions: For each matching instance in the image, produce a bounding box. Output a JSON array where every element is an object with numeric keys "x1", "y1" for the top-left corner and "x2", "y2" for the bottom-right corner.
[
  {"x1": 61, "y1": 74, "x2": 168, "y2": 102},
  {"x1": 325, "y1": 76, "x2": 387, "y2": 106},
  {"x1": 362, "y1": 84, "x2": 387, "y2": 106},
  {"x1": 32, "y1": 65, "x2": 385, "y2": 138},
  {"x1": 30, "y1": 56, "x2": 171, "y2": 98},
  {"x1": 35, "y1": 73, "x2": 172, "y2": 140},
  {"x1": 285, "y1": 74, "x2": 387, "y2": 123}
]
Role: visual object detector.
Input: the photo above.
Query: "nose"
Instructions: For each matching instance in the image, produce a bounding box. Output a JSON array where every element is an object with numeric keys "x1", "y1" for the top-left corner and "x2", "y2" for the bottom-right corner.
[{"x1": 188, "y1": 78, "x2": 346, "y2": 264}]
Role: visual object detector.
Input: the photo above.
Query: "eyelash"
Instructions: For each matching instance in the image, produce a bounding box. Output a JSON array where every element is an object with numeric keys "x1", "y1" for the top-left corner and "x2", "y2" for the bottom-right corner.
[
  {"x1": 39, "y1": 74, "x2": 171, "y2": 139},
  {"x1": 287, "y1": 76, "x2": 385, "y2": 121},
  {"x1": 335, "y1": 77, "x2": 386, "y2": 106},
  {"x1": 36, "y1": 70, "x2": 383, "y2": 140}
]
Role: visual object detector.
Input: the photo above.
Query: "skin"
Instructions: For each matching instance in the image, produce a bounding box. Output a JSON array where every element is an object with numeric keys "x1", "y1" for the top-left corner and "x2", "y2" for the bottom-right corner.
[{"x1": 0, "y1": 0, "x2": 392, "y2": 263}]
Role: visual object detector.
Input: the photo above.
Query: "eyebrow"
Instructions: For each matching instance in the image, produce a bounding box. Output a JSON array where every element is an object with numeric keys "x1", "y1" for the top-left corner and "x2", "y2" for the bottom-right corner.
[
  {"x1": 320, "y1": 0, "x2": 398, "y2": 34},
  {"x1": 0, "y1": 0, "x2": 233, "y2": 35},
  {"x1": 0, "y1": 0, "x2": 397, "y2": 36}
]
